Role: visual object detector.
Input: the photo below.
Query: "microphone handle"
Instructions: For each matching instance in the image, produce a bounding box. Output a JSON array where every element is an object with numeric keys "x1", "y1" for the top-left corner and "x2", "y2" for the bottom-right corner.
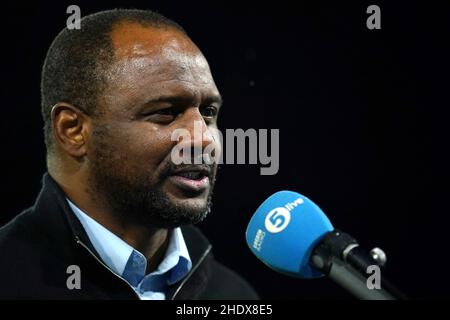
[
  {"x1": 345, "y1": 246, "x2": 408, "y2": 300},
  {"x1": 311, "y1": 230, "x2": 408, "y2": 300}
]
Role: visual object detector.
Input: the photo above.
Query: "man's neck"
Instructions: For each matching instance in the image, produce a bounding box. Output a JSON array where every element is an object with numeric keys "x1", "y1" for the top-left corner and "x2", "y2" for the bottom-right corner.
[
  {"x1": 53, "y1": 171, "x2": 170, "y2": 274},
  {"x1": 117, "y1": 224, "x2": 170, "y2": 274}
]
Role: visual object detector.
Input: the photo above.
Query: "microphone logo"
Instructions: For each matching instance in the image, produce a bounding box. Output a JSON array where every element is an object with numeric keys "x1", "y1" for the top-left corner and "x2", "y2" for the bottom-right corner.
[
  {"x1": 265, "y1": 207, "x2": 291, "y2": 233},
  {"x1": 264, "y1": 197, "x2": 304, "y2": 233}
]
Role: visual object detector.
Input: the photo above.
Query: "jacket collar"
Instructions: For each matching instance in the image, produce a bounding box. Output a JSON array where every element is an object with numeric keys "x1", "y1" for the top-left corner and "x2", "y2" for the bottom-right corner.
[{"x1": 32, "y1": 172, "x2": 213, "y2": 299}]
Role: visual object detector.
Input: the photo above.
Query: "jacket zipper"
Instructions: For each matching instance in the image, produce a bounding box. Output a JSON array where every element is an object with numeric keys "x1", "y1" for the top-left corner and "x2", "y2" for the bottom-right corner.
[
  {"x1": 170, "y1": 244, "x2": 212, "y2": 300},
  {"x1": 75, "y1": 236, "x2": 141, "y2": 299}
]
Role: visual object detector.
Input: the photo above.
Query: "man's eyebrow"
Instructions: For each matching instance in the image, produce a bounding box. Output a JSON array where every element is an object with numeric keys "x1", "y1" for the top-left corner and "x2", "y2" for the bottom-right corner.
[{"x1": 142, "y1": 94, "x2": 223, "y2": 107}]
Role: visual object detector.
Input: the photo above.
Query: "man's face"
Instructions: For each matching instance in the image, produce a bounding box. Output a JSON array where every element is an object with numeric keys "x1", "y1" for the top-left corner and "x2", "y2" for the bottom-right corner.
[{"x1": 86, "y1": 23, "x2": 222, "y2": 228}]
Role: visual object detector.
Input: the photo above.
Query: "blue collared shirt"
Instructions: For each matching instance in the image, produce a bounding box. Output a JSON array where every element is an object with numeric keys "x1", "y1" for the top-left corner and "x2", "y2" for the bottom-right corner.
[{"x1": 67, "y1": 199, "x2": 192, "y2": 300}]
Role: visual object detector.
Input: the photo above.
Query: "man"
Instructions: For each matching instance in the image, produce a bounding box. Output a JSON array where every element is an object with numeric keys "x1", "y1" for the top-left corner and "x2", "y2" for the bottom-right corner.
[{"x1": 0, "y1": 9, "x2": 258, "y2": 299}]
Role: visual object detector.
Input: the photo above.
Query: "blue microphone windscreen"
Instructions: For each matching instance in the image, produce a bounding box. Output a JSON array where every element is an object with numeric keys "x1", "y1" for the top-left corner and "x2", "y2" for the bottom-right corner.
[{"x1": 246, "y1": 191, "x2": 334, "y2": 278}]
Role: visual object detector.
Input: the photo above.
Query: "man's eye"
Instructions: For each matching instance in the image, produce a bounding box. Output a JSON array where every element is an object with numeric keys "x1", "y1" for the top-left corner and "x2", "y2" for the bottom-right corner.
[
  {"x1": 141, "y1": 108, "x2": 177, "y2": 123},
  {"x1": 201, "y1": 106, "x2": 218, "y2": 118},
  {"x1": 156, "y1": 108, "x2": 177, "y2": 116}
]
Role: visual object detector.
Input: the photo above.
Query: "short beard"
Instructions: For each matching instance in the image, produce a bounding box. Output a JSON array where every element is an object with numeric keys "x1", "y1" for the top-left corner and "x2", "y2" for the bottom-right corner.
[{"x1": 88, "y1": 128, "x2": 216, "y2": 229}]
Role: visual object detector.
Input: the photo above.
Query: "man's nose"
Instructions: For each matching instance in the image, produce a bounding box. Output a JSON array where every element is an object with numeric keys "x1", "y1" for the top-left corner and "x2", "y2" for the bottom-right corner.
[{"x1": 178, "y1": 107, "x2": 215, "y2": 149}]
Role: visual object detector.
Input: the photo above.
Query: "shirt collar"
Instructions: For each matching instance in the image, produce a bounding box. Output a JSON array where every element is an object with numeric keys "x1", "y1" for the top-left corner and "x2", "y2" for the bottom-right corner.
[{"x1": 66, "y1": 198, "x2": 191, "y2": 282}]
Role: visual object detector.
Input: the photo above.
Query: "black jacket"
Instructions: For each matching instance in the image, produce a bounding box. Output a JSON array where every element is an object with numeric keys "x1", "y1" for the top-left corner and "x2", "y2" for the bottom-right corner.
[{"x1": 0, "y1": 173, "x2": 258, "y2": 300}]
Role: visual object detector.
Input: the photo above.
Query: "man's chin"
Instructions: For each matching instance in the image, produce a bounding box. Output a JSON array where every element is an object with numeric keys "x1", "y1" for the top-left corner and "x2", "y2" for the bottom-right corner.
[
  {"x1": 164, "y1": 188, "x2": 210, "y2": 212},
  {"x1": 158, "y1": 180, "x2": 211, "y2": 221}
]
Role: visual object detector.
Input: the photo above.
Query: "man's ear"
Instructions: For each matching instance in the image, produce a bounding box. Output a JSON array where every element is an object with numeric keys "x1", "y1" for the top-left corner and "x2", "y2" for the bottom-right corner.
[{"x1": 51, "y1": 102, "x2": 91, "y2": 158}]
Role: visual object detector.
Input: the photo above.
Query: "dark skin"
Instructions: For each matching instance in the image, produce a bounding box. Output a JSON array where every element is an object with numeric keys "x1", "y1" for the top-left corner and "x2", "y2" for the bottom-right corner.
[{"x1": 49, "y1": 22, "x2": 222, "y2": 273}]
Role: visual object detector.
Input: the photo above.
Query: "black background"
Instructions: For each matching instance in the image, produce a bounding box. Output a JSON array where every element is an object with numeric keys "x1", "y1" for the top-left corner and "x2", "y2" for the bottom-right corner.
[{"x1": 1, "y1": 1, "x2": 449, "y2": 299}]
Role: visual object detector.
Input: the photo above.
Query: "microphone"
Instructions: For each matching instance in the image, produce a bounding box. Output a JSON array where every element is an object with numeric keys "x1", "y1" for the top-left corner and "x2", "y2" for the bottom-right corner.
[{"x1": 245, "y1": 190, "x2": 407, "y2": 300}]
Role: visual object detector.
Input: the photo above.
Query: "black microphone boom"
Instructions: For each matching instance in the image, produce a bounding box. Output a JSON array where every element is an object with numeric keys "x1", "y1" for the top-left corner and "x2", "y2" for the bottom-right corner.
[{"x1": 311, "y1": 230, "x2": 408, "y2": 300}]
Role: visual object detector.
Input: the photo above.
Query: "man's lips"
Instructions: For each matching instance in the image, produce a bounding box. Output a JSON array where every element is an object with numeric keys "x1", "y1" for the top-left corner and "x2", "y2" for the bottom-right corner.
[
  {"x1": 166, "y1": 165, "x2": 211, "y2": 194},
  {"x1": 168, "y1": 175, "x2": 209, "y2": 193}
]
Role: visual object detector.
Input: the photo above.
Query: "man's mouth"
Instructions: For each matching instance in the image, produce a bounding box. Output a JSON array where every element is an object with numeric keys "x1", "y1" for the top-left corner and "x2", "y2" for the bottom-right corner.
[{"x1": 167, "y1": 165, "x2": 211, "y2": 194}]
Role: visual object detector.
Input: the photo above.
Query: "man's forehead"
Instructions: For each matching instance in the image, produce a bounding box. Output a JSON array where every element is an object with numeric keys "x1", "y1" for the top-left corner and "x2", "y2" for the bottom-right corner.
[
  {"x1": 110, "y1": 22, "x2": 198, "y2": 60},
  {"x1": 108, "y1": 21, "x2": 213, "y2": 83}
]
